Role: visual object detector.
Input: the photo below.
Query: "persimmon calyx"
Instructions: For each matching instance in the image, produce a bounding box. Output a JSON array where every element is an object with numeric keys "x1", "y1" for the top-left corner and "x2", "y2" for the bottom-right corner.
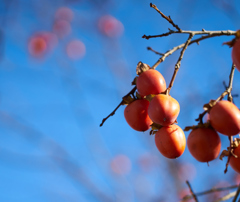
[
  {"x1": 144, "y1": 91, "x2": 171, "y2": 102},
  {"x1": 135, "y1": 92, "x2": 142, "y2": 99},
  {"x1": 222, "y1": 30, "x2": 240, "y2": 47},
  {"x1": 150, "y1": 130, "x2": 157, "y2": 135},
  {"x1": 136, "y1": 61, "x2": 150, "y2": 75},
  {"x1": 184, "y1": 122, "x2": 211, "y2": 132},
  {"x1": 219, "y1": 150, "x2": 230, "y2": 160},
  {"x1": 131, "y1": 76, "x2": 138, "y2": 85},
  {"x1": 236, "y1": 30, "x2": 240, "y2": 38},
  {"x1": 144, "y1": 94, "x2": 156, "y2": 102},
  {"x1": 232, "y1": 138, "x2": 240, "y2": 148},
  {"x1": 219, "y1": 138, "x2": 240, "y2": 160},
  {"x1": 122, "y1": 95, "x2": 135, "y2": 105},
  {"x1": 221, "y1": 148, "x2": 238, "y2": 159},
  {"x1": 223, "y1": 39, "x2": 236, "y2": 48},
  {"x1": 203, "y1": 99, "x2": 216, "y2": 111},
  {"x1": 151, "y1": 122, "x2": 162, "y2": 130},
  {"x1": 122, "y1": 91, "x2": 146, "y2": 105},
  {"x1": 150, "y1": 122, "x2": 162, "y2": 135}
]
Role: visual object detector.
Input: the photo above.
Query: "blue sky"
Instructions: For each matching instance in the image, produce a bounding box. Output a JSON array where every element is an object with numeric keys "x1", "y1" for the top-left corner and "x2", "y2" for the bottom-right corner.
[{"x1": 0, "y1": 0, "x2": 240, "y2": 201}]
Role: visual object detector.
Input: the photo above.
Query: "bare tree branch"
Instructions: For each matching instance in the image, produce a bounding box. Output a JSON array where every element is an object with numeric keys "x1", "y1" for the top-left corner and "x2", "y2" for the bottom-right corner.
[
  {"x1": 149, "y1": 3, "x2": 182, "y2": 31},
  {"x1": 167, "y1": 34, "x2": 193, "y2": 93},
  {"x1": 213, "y1": 191, "x2": 236, "y2": 202},
  {"x1": 186, "y1": 181, "x2": 198, "y2": 202},
  {"x1": 100, "y1": 86, "x2": 137, "y2": 127},
  {"x1": 143, "y1": 29, "x2": 236, "y2": 40},
  {"x1": 180, "y1": 184, "x2": 239, "y2": 201},
  {"x1": 232, "y1": 184, "x2": 240, "y2": 202}
]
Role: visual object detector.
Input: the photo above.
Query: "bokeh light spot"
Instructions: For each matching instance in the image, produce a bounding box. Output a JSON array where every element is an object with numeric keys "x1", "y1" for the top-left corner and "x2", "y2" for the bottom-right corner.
[
  {"x1": 28, "y1": 35, "x2": 47, "y2": 58},
  {"x1": 55, "y1": 7, "x2": 74, "y2": 22},
  {"x1": 66, "y1": 40, "x2": 86, "y2": 60},
  {"x1": 53, "y1": 20, "x2": 72, "y2": 38},
  {"x1": 110, "y1": 154, "x2": 131, "y2": 175},
  {"x1": 178, "y1": 188, "x2": 195, "y2": 202},
  {"x1": 98, "y1": 15, "x2": 124, "y2": 38},
  {"x1": 177, "y1": 162, "x2": 197, "y2": 181}
]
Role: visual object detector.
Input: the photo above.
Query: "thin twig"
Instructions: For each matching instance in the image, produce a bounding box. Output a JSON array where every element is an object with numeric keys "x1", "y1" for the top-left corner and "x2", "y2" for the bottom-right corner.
[
  {"x1": 143, "y1": 29, "x2": 236, "y2": 40},
  {"x1": 150, "y1": 3, "x2": 181, "y2": 31},
  {"x1": 100, "y1": 86, "x2": 137, "y2": 127},
  {"x1": 147, "y1": 47, "x2": 164, "y2": 56},
  {"x1": 180, "y1": 184, "x2": 239, "y2": 201},
  {"x1": 213, "y1": 63, "x2": 235, "y2": 106},
  {"x1": 167, "y1": 34, "x2": 194, "y2": 93},
  {"x1": 151, "y1": 33, "x2": 236, "y2": 70},
  {"x1": 143, "y1": 30, "x2": 174, "y2": 39},
  {"x1": 232, "y1": 184, "x2": 240, "y2": 202},
  {"x1": 100, "y1": 102, "x2": 123, "y2": 127},
  {"x1": 213, "y1": 191, "x2": 236, "y2": 202},
  {"x1": 227, "y1": 63, "x2": 235, "y2": 102},
  {"x1": 195, "y1": 110, "x2": 208, "y2": 124},
  {"x1": 224, "y1": 136, "x2": 233, "y2": 173},
  {"x1": 186, "y1": 181, "x2": 198, "y2": 202}
]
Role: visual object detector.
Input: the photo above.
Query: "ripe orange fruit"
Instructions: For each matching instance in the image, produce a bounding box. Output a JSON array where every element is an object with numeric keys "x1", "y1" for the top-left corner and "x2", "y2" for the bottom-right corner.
[
  {"x1": 155, "y1": 124, "x2": 186, "y2": 159},
  {"x1": 187, "y1": 128, "x2": 221, "y2": 162},
  {"x1": 232, "y1": 38, "x2": 240, "y2": 71},
  {"x1": 148, "y1": 94, "x2": 180, "y2": 126},
  {"x1": 136, "y1": 69, "x2": 166, "y2": 97},
  {"x1": 230, "y1": 144, "x2": 240, "y2": 173},
  {"x1": 124, "y1": 99, "x2": 152, "y2": 131},
  {"x1": 209, "y1": 100, "x2": 240, "y2": 136}
]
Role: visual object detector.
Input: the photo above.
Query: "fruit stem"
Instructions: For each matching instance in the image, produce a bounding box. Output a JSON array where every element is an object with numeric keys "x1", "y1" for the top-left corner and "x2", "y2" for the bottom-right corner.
[
  {"x1": 227, "y1": 63, "x2": 235, "y2": 102},
  {"x1": 224, "y1": 136, "x2": 233, "y2": 174},
  {"x1": 167, "y1": 34, "x2": 194, "y2": 93},
  {"x1": 100, "y1": 86, "x2": 137, "y2": 127},
  {"x1": 195, "y1": 110, "x2": 208, "y2": 125},
  {"x1": 212, "y1": 63, "x2": 235, "y2": 106}
]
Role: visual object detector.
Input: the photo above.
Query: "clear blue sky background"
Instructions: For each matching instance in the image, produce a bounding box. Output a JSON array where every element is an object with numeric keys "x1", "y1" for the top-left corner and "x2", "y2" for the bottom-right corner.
[{"x1": 1, "y1": 0, "x2": 240, "y2": 201}]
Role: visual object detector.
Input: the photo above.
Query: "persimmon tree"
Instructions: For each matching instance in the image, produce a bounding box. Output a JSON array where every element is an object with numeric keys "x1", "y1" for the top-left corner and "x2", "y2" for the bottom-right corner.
[{"x1": 100, "y1": 3, "x2": 240, "y2": 201}]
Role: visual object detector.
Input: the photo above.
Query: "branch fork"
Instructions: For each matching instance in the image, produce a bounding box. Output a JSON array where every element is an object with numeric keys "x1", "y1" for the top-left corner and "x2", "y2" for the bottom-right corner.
[{"x1": 100, "y1": 3, "x2": 237, "y2": 130}]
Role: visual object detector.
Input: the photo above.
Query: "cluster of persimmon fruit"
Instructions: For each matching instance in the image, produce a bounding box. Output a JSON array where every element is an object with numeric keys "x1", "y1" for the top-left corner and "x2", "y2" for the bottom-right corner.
[
  {"x1": 187, "y1": 100, "x2": 240, "y2": 167},
  {"x1": 124, "y1": 63, "x2": 185, "y2": 159},
  {"x1": 123, "y1": 35, "x2": 240, "y2": 174}
]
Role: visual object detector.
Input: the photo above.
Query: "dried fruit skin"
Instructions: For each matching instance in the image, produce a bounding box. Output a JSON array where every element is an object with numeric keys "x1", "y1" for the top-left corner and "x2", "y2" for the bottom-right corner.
[
  {"x1": 230, "y1": 145, "x2": 240, "y2": 173},
  {"x1": 124, "y1": 99, "x2": 152, "y2": 131},
  {"x1": 187, "y1": 128, "x2": 221, "y2": 162},
  {"x1": 136, "y1": 69, "x2": 166, "y2": 97},
  {"x1": 148, "y1": 94, "x2": 180, "y2": 126},
  {"x1": 232, "y1": 38, "x2": 240, "y2": 71},
  {"x1": 209, "y1": 100, "x2": 240, "y2": 136},
  {"x1": 155, "y1": 124, "x2": 186, "y2": 159}
]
